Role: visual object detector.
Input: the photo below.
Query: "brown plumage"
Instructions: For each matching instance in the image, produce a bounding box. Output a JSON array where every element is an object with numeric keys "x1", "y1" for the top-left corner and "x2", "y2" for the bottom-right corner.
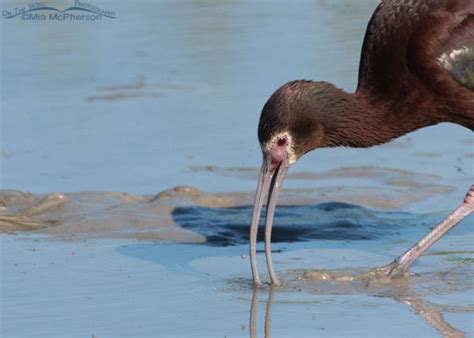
[
  {"x1": 258, "y1": 0, "x2": 473, "y2": 160},
  {"x1": 250, "y1": 0, "x2": 474, "y2": 287}
]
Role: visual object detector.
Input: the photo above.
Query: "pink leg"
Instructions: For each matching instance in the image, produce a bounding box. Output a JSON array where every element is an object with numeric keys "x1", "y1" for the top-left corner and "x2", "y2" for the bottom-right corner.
[{"x1": 381, "y1": 185, "x2": 474, "y2": 276}]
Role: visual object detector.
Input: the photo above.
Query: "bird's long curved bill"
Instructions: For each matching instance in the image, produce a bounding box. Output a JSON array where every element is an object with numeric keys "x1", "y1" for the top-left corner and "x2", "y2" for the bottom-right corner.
[{"x1": 249, "y1": 157, "x2": 287, "y2": 286}]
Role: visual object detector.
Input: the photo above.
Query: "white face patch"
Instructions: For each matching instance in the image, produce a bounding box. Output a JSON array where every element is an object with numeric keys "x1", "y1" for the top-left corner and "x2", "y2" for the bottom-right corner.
[{"x1": 261, "y1": 131, "x2": 297, "y2": 165}]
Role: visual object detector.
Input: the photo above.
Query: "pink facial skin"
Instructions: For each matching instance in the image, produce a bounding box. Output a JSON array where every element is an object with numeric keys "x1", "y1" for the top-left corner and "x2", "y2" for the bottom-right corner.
[{"x1": 269, "y1": 137, "x2": 289, "y2": 170}]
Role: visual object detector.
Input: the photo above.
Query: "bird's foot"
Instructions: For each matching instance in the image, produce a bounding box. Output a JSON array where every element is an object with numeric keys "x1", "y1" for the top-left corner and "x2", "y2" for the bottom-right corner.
[
  {"x1": 367, "y1": 260, "x2": 406, "y2": 278},
  {"x1": 361, "y1": 185, "x2": 474, "y2": 284},
  {"x1": 356, "y1": 260, "x2": 411, "y2": 287}
]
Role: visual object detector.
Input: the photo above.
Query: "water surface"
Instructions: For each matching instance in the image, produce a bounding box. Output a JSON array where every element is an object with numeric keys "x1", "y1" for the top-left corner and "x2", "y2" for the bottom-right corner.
[{"x1": 1, "y1": 1, "x2": 473, "y2": 337}]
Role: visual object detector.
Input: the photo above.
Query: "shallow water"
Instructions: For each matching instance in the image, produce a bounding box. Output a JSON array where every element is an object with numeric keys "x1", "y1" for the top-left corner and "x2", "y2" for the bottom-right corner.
[
  {"x1": 1, "y1": 0, "x2": 473, "y2": 337},
  {"x1": 2, "y1": 231, "x2": 473, "y2": 337}
]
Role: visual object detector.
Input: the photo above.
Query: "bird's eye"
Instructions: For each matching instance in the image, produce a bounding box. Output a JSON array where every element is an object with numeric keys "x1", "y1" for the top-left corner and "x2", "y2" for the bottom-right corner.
[{"x1": 277, "y1": 138, "x2": 287, "y2": 147}]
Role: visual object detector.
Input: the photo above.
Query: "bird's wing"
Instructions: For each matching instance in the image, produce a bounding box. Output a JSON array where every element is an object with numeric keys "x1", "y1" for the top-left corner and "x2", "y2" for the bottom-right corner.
[
  {"x1": 356, "y1": 0, "x2": 474, "y2": 99},
  {"x1": 437, "y1": 12, "x2": 474, "y2": 91}
]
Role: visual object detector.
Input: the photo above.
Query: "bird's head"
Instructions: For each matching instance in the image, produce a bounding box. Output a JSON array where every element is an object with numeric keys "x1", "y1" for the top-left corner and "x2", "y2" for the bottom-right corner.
[
  {"x1": 258, "y1": 80, "x2": 334, "y2": 171},
  {"x1": 249, "y1": 80, "x2": 339, "y2": 285}
]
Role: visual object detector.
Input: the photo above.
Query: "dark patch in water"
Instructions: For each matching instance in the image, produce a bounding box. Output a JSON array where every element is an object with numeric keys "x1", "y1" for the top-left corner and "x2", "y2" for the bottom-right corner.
[{"x1": 172, "y1": 202, "x2": 423, "y2": 246}]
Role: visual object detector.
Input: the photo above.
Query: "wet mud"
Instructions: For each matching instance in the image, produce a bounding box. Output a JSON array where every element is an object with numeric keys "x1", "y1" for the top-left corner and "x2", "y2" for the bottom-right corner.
[{"x1": 0, "y1": 166, "x2": 459, "y2": 243}]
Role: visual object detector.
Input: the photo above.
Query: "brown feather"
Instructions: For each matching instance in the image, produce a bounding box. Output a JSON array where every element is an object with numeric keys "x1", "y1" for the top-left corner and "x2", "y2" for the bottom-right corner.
[{"x1": 259, "y1": 0, "x2": 473, "y2": 159}]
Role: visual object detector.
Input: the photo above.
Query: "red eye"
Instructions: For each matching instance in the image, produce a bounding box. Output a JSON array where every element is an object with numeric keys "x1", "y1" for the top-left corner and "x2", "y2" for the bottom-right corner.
[{"x1": 277, "y1": 138, "x2": 287, "y2": 146}]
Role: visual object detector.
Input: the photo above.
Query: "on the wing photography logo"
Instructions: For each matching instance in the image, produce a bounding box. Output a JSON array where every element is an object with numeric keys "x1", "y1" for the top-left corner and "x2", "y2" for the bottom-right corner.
[{"x1": 2, "y1": 1, "x2": 116, "y2": 21}]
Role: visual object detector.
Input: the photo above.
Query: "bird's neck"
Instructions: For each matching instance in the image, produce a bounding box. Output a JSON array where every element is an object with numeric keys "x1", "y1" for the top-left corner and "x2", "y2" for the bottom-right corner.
[{"x1": 322, "y1": 89, "x2": 445, "y2": 148}]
